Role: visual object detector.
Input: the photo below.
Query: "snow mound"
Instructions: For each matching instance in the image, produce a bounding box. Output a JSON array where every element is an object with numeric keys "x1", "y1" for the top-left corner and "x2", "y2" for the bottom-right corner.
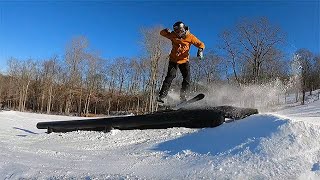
[
  {"x1": 153, "y1": 114, "x2": 320, "y2": 179},
  {"x1": 154, "y1": 114, "x2": 287, "y2": 155}
]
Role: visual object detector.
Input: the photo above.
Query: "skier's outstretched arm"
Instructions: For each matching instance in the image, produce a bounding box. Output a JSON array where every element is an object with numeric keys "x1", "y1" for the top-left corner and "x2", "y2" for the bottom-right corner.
[
  {"x1": 191, "y1": 35, "x2": 205, "y2": 59},
  {"x1": 191, "y1": 35, "x2": 205, "y2": 49},
  {"x1": 160, "y1": 28, "x2": 174, "y2": 39}
]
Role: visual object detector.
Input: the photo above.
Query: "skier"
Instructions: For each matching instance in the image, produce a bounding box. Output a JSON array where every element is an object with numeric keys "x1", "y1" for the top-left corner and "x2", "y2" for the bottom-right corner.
[{"x1": 157, "y1": 21, "x2": 205, "y2": 103}]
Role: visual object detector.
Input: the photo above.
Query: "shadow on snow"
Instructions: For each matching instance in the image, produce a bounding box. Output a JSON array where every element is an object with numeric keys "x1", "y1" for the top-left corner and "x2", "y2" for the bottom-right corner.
[
  {"x1": 13, "y1": 127, "x2": 38, "y2": 137},
  {"x1": 153, "y1": 114, "x2": 288, "y2": 155}
]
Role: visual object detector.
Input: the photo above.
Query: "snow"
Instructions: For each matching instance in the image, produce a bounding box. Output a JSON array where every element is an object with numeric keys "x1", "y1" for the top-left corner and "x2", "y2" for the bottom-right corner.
[{"x1": 1, "y1": 99, "x2": 320, "y2": 179}]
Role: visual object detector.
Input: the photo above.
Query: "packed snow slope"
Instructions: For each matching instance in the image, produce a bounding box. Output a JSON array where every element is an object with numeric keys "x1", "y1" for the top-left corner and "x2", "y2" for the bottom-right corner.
[{"x1": 1, "y1": 100, "x2": 320, "y2": 179}]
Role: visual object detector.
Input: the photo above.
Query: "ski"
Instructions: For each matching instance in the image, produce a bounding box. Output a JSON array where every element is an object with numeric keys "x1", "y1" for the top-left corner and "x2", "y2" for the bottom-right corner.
[
  {"x1": 158, "y1": 93, "x2": 205, "y2": 111},
  {"x1": 172, "y1": 93, "x2": 205, "y2": 110}
]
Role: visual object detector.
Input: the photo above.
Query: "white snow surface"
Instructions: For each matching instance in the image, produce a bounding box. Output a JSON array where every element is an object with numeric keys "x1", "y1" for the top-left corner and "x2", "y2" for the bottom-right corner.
[{"x1": 1, "y1": 100, "x2": 320, "y2": 179}]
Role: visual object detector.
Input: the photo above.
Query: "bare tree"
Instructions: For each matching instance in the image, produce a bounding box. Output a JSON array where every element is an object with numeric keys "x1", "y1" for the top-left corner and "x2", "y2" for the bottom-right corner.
[
  {"x1": 260, "y1": 48, "x2": 287, "y2": 82},
  {"x1": 106, "y1": 62, "x2": 117, "y2": 94},
  {"x1": 189, "y1": 50, "x2": 223, "y2": 93},
  {"x1": 140, "y1": 26, "x2": 170, "y2": 112},
  {"x1": 220, "y1": 17, "x2": 286, "y2": 84},
  {"x1": 40, "y1": 56, "x2": 60, "y2": 114},
  {"x1": 295, "y1": 49, "x2": 314, "y2": 104},
  {"x1": 220, "y1": 30, "x2": 241, "y2": 85},
  {"x1": 64, "y1": 36, "x2": 88, "y2": 115},
  {"x1": 114, "y1": 57, "x2": 128, "y2": 94},
  {"x1": 290, "y1": 54, "x2": 303, "y2": 102},
  {"x1": 7, "y1": 58, "x2": 36, "y2": 111},
  {"x1": 128, "y1": 58, "x2": 142, "y2": 94},
  {"x1": 193, "y1": 50, "x2": 222, "y2": 84},
  {"x1": 314, "y1": 55, "x2": 320, "y2": 91},
  {"x1": 0, "y1": 74, "x2": 3, "y2": 108},
  {"x1": 83, "y1": 53, "x2": 104, "y2": 116},
  {"x1": 2, "y1": 63, "x2": 17, "y2": 109}
]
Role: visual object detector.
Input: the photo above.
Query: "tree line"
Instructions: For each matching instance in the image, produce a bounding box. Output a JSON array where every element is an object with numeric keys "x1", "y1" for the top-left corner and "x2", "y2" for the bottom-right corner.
[{"x1": 0, "y1": 17, "x2": 319, "y2": 116}]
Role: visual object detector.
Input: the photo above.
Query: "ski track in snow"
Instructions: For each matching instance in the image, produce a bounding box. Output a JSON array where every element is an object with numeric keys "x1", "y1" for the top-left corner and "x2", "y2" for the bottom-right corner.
[{"x1": 1, "y1": 99, "x2": 320, "y2": 179}]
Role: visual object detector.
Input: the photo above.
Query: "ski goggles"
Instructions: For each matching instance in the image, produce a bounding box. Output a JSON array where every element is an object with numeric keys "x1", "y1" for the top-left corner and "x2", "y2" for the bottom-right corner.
[
  {"x1": 174, "y1": 27, "x2": 185, "y2": 34},
  {"x1": 173, "y1": 26, "x2": 186, "y2": 37}
]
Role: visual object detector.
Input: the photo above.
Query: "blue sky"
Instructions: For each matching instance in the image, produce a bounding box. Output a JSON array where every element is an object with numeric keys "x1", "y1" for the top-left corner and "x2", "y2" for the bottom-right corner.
[{"x1": 0, "y1": 1, "x2": 319, "y2": 71}]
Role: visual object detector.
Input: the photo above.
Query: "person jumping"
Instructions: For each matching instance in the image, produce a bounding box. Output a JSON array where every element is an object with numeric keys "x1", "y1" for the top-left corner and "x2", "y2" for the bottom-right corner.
[{"x1": 157, "y1": 21, "x2": 205, "y2": 103}]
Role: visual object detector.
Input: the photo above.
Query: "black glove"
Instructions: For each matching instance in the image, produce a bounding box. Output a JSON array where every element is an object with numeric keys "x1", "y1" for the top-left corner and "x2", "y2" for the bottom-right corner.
[{"x1": 197, "y1": 48, "x2": 204, "y2": 60}]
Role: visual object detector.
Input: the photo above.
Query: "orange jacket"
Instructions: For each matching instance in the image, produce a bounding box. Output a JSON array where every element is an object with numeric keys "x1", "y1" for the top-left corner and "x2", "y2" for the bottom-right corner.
[{"x1": 160, "y1": 29, "x2": 205, "y2": 64}]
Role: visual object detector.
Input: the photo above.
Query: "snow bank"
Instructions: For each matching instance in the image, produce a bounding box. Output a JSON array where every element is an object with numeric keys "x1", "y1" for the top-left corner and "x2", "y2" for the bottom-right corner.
[{"x1": 151, "y1": 113, "x2": 320, "y2": 179}]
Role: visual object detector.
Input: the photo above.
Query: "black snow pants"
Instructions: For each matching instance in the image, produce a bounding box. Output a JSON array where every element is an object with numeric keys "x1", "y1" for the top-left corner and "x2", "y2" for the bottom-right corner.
[{"x1": 158, "y1": 61, "x2": 190, "y2": 100}]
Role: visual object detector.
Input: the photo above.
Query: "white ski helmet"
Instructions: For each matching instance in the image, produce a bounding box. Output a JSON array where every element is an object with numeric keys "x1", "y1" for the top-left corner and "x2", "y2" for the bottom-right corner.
[{"x1": 173, "y1": 21, "x2": 187, "y2": 38}]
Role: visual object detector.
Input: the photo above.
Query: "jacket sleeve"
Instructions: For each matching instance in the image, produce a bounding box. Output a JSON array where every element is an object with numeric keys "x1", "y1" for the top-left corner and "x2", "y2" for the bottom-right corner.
[
  {"x1": 160, "y1": 29, "x2": 174, "y2": 40},
  {"x1": 191, "y1": 35, "x2": 205, "y2": 49}
]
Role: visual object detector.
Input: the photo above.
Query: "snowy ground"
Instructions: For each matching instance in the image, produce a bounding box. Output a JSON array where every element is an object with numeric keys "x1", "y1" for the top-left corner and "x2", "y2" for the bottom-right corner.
[{"x1": 1, "y1": 99, "x2": 320, "y2": 179}]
